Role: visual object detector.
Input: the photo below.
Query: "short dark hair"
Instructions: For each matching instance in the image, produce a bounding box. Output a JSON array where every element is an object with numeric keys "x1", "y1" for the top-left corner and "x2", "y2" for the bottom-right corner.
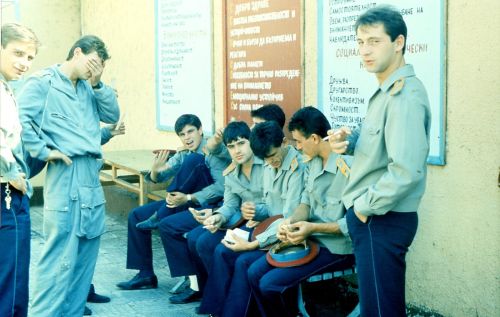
[
  {"x1": 355, "y1": 5, "x2": 407, "y2": 54},
  {"x1": 288, "y1": 106, "x2": 331, "y2": 139},
  {"x1": 174, "y1": 114, "x2": 202, "y2": 134},
  {"x1": 223, "y1": 121, "x2": 251, "y2": 145},
  {"x1": 250, "y1": 104, "x2": 286, "y2": 129},
  {"x1": 250, "y1": 121, "x2": 284, "y2": 159},
  {"x1": 66, "y1": 35, "x2": 110, "y2": 61}
]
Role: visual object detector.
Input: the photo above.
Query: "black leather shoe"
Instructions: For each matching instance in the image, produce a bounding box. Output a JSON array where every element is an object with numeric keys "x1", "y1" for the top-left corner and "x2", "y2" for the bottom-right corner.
[
  {"x1": 87, "y1": 284, "x2": 111, "y2": 303},
  {"x1": 169, "y1": 288, "x2": 202, "y2": 304},
  {"x1": 83, "y1": 306, "x2": 92, "y2": 315},
  {"x1": 169, "y1": 277, "x2": 190, "y2": 294},
  {"x1": 116, "y1": 274, "x2": 158, "y2": 290}
]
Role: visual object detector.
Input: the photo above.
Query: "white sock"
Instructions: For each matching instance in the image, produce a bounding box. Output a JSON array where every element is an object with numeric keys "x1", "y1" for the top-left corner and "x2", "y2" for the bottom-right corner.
[{"x1": 189, "y1": 275, "x2": 199, "y2": 291}]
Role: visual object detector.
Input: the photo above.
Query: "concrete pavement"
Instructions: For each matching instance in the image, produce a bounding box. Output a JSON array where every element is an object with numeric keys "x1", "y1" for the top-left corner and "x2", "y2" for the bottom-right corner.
[{"x1": 29, "y1": 205, "x2": 201, "y2": 317}]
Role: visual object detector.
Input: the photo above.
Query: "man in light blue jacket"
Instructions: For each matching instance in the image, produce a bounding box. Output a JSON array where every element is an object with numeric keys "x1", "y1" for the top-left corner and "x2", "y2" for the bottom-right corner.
[{"x1": 17, "y1": 35, "x2": 119, "y2": 317}]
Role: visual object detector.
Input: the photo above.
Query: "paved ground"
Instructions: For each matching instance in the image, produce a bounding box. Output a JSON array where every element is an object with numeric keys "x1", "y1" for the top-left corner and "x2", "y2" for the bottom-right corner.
[
  {"x1": 29, "y1": 204, "x2": 439, "y2": 317},
  {"x1": 29, "y1": 205, "x2": 201, "y2": 317}
]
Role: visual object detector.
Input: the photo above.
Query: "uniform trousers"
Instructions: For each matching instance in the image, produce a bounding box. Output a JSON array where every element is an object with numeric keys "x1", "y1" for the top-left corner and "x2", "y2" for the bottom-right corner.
[
  {"x1": 30, "y1": 157, "x2": 104, "y2": 317},
  {"x1": 346, "y1": 208, "x2": 418, "y2": 317},
  {"x1": 0, "y1": 185, "x2": 30, "y2": 317},
  {"x1": 248, "y1": 247, "x2": 355, "y2": 317},
  {"x1": 199, "y1": 244, "x2": 262, "y2": 317},
  {"x1": 125, "y1": 153, "x2": 216, "y2": 273},
  {"x1": 185, "y1": 226, "x2": 226, "y2": 291}
]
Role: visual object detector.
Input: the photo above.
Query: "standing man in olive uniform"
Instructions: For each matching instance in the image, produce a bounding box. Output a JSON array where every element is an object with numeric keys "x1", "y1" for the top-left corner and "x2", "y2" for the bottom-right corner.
[{"x1": 329, "y1": 6, "x2": 431, "y2": 316}]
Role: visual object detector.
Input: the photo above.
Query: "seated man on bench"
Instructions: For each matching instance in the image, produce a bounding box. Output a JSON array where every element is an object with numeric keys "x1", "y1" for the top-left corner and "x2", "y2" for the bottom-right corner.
[
  {"x1": 247, "y1": 107, "x2": 355, "y2": 317},
  {"x1": 116, "y1": 114, "x2": 230, "y2": 290}
]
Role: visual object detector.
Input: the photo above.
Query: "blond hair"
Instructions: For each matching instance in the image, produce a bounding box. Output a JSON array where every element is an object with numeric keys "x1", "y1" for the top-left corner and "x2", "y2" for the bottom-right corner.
[{"x1": 1, "y1": 23, "x2": 41, "y2": 51}]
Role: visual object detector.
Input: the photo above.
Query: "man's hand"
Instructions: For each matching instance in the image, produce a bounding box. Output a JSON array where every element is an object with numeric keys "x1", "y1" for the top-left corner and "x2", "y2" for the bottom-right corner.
[
  {"x1": 203, "y1": 214, "x2": 225, "y2": 233},
  {"x1": 246, "y1": 219, "x2": 260, "y2": 228},
  {"x1": 47, "y1": 150, "x2": 72, "y2": 165},
  {"x1": 87, "y1": 57, "x2": 105, "y2": 87},
  {"x1": 285, "y1": 221, "x2": 314, "y2": 245},
  {"x1": 108, "y1": 122, "x2": 125, "y2": 136},
  {"x1": 189, "y1": 207, "x2": 213, "y2": 224},
  {"x1": 240, "y1": 201, "x2": 256, "y2": 220},
  {"x1": 206, "y1": 128, "x2": 224, "y2": 152},
  {"x1": 221, "y1": 233, "x2": 255, "y2": 252},
  {"x1": 327, "y1": 127, "x2": 351, "y2": 154},
  {"x1": 8, "y1": 173, "x2": 27, "y2": 194},
  {"x1": 166, "y1": 191, "x2": 188, "y2": 208},
  {"x1": 150, "y1": 150, "x2": 170, "y2": 182},
  {"x1": 277, "y1": 218, "x2": 291, "y2": 242},
  {"x1": 354, "y1": 210, "x2": 368, "y2": 223}
]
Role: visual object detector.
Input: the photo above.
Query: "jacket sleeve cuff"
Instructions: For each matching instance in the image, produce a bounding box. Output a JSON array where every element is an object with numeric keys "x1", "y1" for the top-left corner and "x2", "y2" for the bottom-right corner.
[
  {"x1": 353, "y1": 196, "x2": 372, "y2": 217},
  {"x1": 337, "y1": 217, "x2": 349, "y2": 237},
  {"x1": 253, "y1": 204, "x2": 269, "y2": 221},
  {"x1": 38, "y1": 147, "x2": 51, "y2": 161},
  {"x1": 192, "y1": 192, "x2": 207, "y2": 207}
]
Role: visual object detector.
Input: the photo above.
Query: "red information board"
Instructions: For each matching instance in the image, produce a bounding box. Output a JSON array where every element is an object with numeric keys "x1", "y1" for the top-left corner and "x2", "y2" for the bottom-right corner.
[{"x1": 224, "y1": 0, "x2": 303, "y2": 128}]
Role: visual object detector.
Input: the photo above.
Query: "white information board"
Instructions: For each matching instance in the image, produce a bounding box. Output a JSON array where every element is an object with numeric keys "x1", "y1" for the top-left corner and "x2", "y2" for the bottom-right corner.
[
  {"x1": 155, "y1": 0, "x2": 213, "y2": 133},
  {"x1": 318, "y1": 1, "x2": 446, "y2": 165}
]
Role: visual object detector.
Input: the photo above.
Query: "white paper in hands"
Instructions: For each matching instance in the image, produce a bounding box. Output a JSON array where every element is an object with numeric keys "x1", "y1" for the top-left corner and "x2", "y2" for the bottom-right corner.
[{"x1": 224, "y1": 228, "x2": 250, "y2": 244}]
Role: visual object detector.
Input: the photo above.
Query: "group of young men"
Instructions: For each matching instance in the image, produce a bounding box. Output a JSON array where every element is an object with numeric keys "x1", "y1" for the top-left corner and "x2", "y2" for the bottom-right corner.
[
  {"x1": 115, "y1": 7, "x2": 430, "y2": 317},
  {"x1": 1, "y1": 5, "x2": 430, "y2": 317}
]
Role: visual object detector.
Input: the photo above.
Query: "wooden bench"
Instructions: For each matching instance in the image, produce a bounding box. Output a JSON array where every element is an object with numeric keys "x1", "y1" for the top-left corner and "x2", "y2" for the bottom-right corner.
[{"x1": 100, "y1": 150, "x2": 173, "y2": 206}]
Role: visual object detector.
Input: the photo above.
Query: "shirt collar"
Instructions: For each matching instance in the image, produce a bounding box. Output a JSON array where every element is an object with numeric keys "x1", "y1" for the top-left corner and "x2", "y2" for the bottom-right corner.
[
  {"x1": 324, "y1": 152, "x2": 340, "y2": 174},
  {"x1": 280, "y1": 145, "x2": 299, "y2": 171},
  {"x1": 193, "y1": 138, "x2": 207, "y2": 154},
  {"x1": 235, "y1": 155, "x2": 264, "y2": 175}
]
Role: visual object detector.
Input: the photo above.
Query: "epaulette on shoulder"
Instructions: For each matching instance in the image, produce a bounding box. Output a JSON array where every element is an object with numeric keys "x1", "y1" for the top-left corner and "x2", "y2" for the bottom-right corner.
[
  {"x1": 336, "y1": 157, "x2": 351, "y2": 178},
  {"x1": 390, "y1": 78, "x2": 405, "y2": 96},
  {"x1": 301, "y1": 154, "x2": 313, "y2": 163},
  {"x1": 290, "y1": 157, "x2": 299, "y2": 172},
  {"x1": 223, "y1": 162, "x2": 237, "y2": 176}
]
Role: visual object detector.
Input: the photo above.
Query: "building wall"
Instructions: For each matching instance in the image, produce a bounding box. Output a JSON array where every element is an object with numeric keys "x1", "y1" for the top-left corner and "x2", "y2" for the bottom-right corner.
[
  {"x1": 404, "y1": 1, "x2": 500, "y2": 315},
  {"x1": 3, "y1": 0, "x2": 499, "y2": 315}
]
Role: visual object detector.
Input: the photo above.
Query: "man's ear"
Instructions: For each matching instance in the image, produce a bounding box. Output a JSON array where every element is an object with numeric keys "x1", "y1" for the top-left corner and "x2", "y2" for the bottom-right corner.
[
  {"x1": 311, "y1": 134, "x2": 321, "y2": 144},
  {"x1": 394, "y1": 34, "x2": 405, "y2": 53},
  {"x1": 72, "y1": 47, "x2": 82, "y2": 59},
  {"x1": 282, "y1": 137, "x2": 288, "y2": 146}
]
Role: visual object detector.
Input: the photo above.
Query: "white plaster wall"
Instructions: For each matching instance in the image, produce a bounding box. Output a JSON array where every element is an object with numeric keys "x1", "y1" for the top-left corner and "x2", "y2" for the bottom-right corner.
[
  {"x1": 80, "y1": 0, "x2": 183, "y2": 151},
  {"x1": 405, "y1": 1, "x2": 500, "y2": 315}
]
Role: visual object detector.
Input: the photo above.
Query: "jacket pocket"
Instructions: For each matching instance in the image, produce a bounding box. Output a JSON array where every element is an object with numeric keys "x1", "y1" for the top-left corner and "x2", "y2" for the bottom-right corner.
[
  {"x1": 315, "y1": 196, "x2": 344, "y2": 223},
  {"x1": 356, "y1": 124, "x2": 381, "y2": 156},
  {"x1": 44, "y1": 197, "x2": 71, "y2": 233},
  {"x1": 77, "y1": 186, "x2": 106, "y2": 239}
]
